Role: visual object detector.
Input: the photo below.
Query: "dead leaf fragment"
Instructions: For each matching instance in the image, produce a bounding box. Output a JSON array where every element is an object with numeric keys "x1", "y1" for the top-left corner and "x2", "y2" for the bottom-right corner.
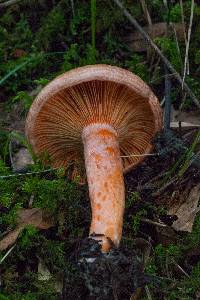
[
  {"x1": 0, "y1": 208, "x2": 54, "y2": 251},
  {"x1": 127, "y1": 22, "x2": 185, "y2": 52},
  {"x1": 168, "y1": 184, "x2": 200, "y2": 232},
  {"x1": 18, "y1": 208, "x2": 54, "y2": 229},
  {"x1": 0, "y1": 227, "x2": 22, "y2": 252}
]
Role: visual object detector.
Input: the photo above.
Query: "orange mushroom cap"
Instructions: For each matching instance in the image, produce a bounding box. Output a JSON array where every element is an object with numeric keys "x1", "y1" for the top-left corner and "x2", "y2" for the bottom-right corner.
[{"x1": 26, "y1": 64, "x2": 162, "y2": 181}]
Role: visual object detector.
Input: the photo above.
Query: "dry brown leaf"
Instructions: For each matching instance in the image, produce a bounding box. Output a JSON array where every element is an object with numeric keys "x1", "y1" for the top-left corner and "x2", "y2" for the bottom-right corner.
[
  {"x1": 168, "y1": 184, "x2": 200, "y2": 232},
  {"x1": 127, "y1": 22, "x2": 185, "y2": 52},
  {"x1": 0, "y1": 208, "x2": 54, "y2": 251},
  {"x1": 18, "y1": 208, "x2": 54, "y2": 229},
  {"x1": 0, "y1": 227, "x2": 22, "y2": 251}
]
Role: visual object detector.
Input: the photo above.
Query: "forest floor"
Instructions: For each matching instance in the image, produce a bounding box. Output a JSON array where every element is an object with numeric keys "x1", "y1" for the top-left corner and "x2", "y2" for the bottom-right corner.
[
  {"x1": 0, "y1": 100, "x2": 200, "y2": 300},
  {"x1": 1, "y1": 1, "x2": 200, "y2": 299}
]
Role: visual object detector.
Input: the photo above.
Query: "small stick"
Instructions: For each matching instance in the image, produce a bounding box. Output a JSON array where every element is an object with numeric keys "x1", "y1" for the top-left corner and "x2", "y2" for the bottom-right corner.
[
  {"x1": 172, "y1": 258, "x2": 190, "y2": 278},
  {"x1": 120, "y1": 153, "x2": 158, "y2": 158},
  {"x1": 182, "y1": 0, "x2": 195, "y2": 88},
  {"x1": 0, "y1": 244, "x2": 15, "y2": 264},
  {"x1": 149, "y1": 73, "x2": 176, "y2": 84},
  {"x1": 139, "y1": 0, "x2": 152, "y2": 26},
  {"x1": 0, "y1": 0, "x2": 21, "y2": 8},
  {"x1": 145, "y1": 285, "x2": 153, "y2": 300},
  {"x1": 164, "y1": 65, "x2": 171, "y2": 132},
  {"x1": 152, "y1": 177, "x2": 177, "y2": 197},
  {"x1": 141, "y1": 218, "x2": 167, "y2": 228}
]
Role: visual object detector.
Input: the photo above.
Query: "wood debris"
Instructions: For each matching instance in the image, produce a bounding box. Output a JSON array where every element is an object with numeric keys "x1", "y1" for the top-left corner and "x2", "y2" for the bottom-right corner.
[{"x1": 168, "y1": 184, "x2": 200, "y2": 232}]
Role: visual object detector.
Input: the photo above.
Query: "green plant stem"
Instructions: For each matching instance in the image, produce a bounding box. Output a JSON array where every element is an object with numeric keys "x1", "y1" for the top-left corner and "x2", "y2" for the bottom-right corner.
[
  {"x1": 0, "y1": 52, "x2": 65, "y2": 86},
  {"x1": 157, "y1": 130, "x2": 200, "y2": 188},
  {"x1": 0, "y1": 58, "x2": 32, "y2": 86},
  {"x1": 178, "y1": 130, "x2": 200, "y2": 177}
]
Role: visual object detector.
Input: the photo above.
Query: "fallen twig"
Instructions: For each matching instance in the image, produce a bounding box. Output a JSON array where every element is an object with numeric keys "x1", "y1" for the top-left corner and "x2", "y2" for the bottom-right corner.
[
  {"x1": 141, "y1": 218, "x2": 167, "y2": 228},
  {"x1": 0, "y1": 245, "x2": 15, "y2": 264},
  {"x1": 164, "y1": 65, "x2": 171, "y2": 132},
  {"x1": 182, "y1": 0, "x2": 194, "y2": 87},
  {"x1": 113, "y1": 0, "x2": 200, "y2": 108},
  {"x1": 171, "y1": 258, "x2": 190, "y2": 278},
  {"x1": 152, "y1": 176, "x2": 177, "y2": 197},
  {"x1": 145, "y1": 285, "x2": 153, "y2": 300},
  {"x1": 0, "y1": 0, "x2": 21, "y2": 8},
  {"x1": 139, "y1": 0, "x2": 152, "y2": 26}
]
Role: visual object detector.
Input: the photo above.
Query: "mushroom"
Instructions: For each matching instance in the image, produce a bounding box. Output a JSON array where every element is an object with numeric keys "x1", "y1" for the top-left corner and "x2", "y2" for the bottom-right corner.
[{"x1": 26, "y1": 65, "x2": 162, "y2": 252}]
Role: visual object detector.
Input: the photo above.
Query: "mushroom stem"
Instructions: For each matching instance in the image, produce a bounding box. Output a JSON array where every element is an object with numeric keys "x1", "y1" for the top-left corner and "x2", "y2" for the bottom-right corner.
[{"x1": 82, "y1": 123, "x2": 125, "y2": 252}]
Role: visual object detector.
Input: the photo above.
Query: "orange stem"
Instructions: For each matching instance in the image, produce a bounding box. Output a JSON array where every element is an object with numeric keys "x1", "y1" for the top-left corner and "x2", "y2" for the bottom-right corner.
[{"x1": 82, "y1": 123, "x2": 125, "y2": 252}]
